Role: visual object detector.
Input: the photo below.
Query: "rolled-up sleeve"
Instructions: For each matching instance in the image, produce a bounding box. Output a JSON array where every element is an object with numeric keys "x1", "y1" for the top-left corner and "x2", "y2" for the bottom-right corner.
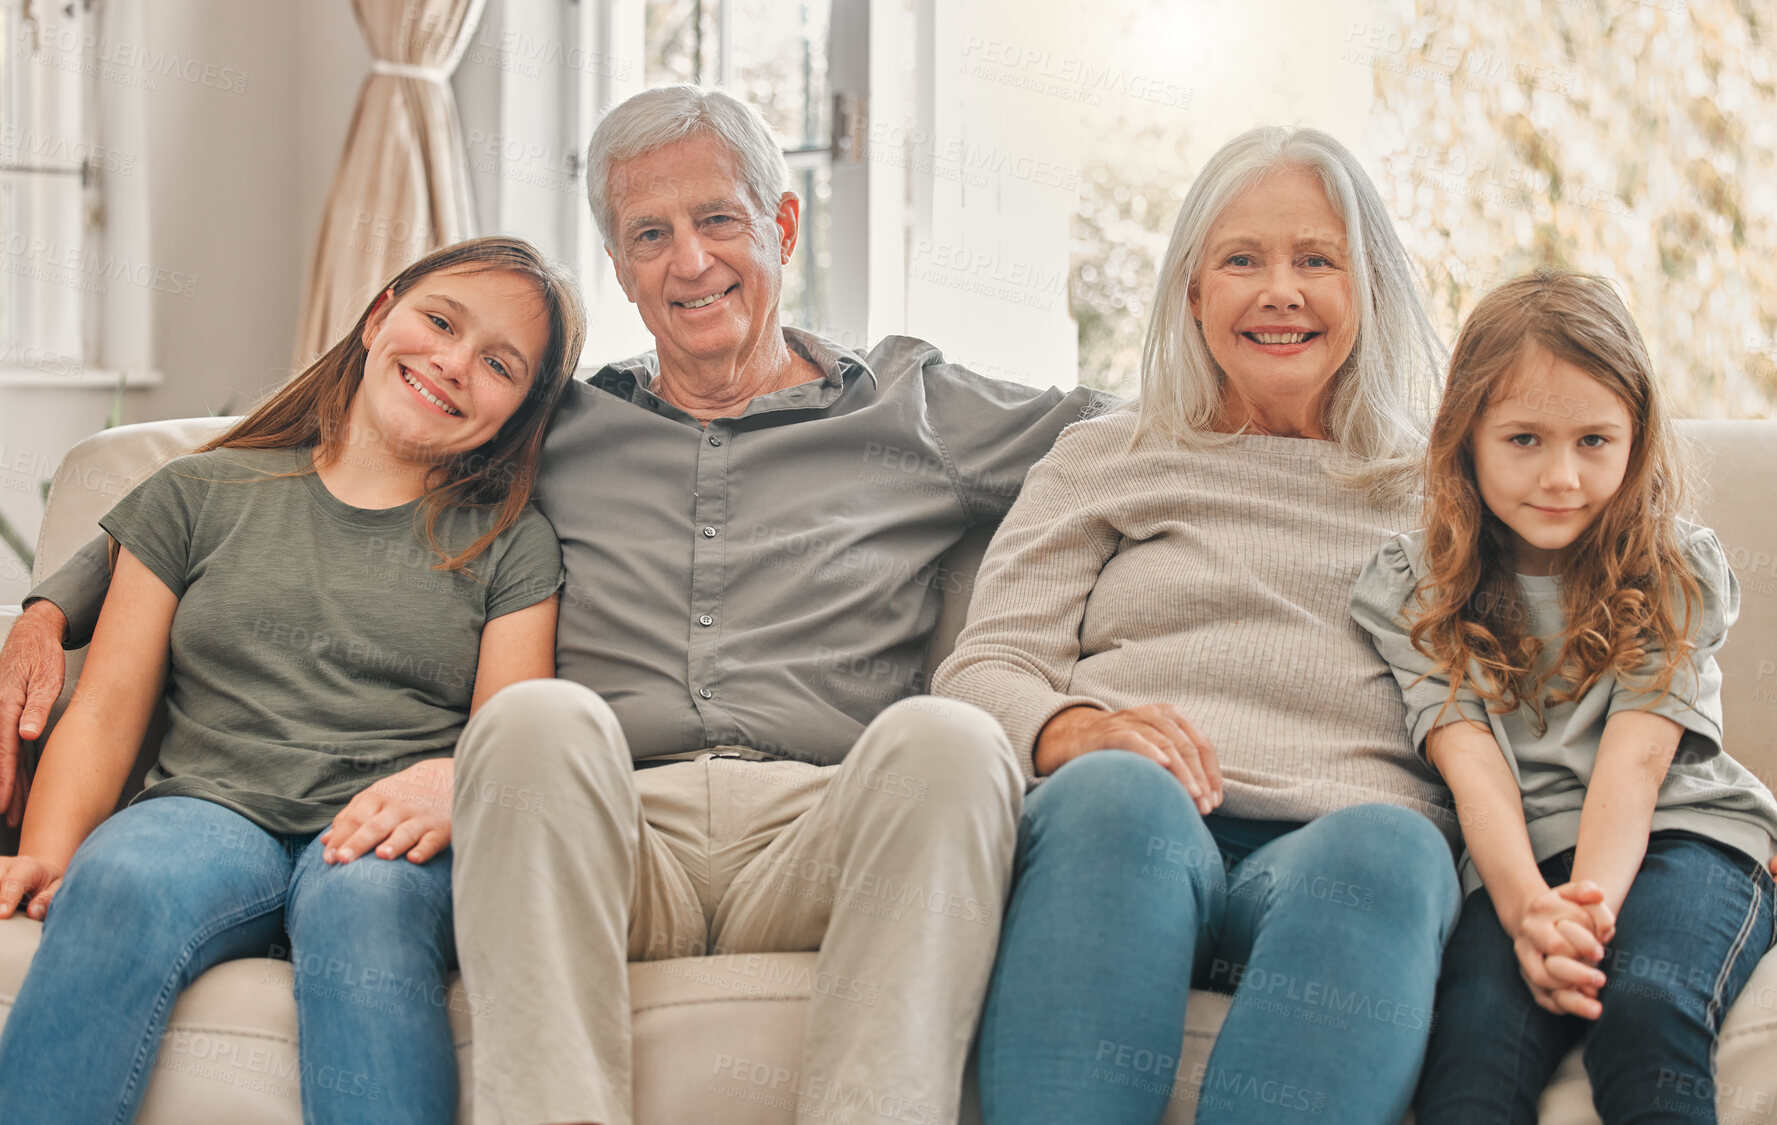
[
  {"x1": 932, "y1": 437, "x2": 1122, "y2": 781},
  {"x1": 1606, "y1": 526, "x2": 1736, "y2": 763},
  {"x1": 918, "y1": 354, "x2": 1115, "y2": 525},
  {"x1": 25, "y1": 533, "x2": 113, "y2": 649},
  {"x1": 1349, "y1": 533, "x2": 1491, "y2": 760}
]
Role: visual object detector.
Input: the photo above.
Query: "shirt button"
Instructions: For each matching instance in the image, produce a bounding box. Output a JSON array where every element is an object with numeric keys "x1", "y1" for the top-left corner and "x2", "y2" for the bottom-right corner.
[
  {"x1": 703, "y1": 526, "x2": 718, "y2": 538},
  {"x1": 698, "y1": 687, "x2": 713, "y2": 699},
  {"x1": 699, "y1": 614, "x2": 714, "y2": 626},
  {"x1": 708, "y1": 435, "x2": 722, "y2": 446}
]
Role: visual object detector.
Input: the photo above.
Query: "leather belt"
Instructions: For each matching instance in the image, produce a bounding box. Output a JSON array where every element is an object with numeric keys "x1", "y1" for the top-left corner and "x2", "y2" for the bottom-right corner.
[{"x1": 634, "y1": 745, "x2": 785, "y2": 769}]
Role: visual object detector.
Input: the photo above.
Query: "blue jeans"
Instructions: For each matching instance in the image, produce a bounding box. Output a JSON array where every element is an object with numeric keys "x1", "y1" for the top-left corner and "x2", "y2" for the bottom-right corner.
[
  {"x1": 978, "y1": 751, "x2": 1461, "y2": 1125},
  {"x1": 0, "y1": 796, "x2": 457, "y2": 1125},
  {"x1": 1416, "y1": 832, "x2": 1776, "y2": 1124}
]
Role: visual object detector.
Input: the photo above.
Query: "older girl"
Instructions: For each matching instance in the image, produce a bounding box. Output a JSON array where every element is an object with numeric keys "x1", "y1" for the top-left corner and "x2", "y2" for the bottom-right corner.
[
  {"x1": 0, "y1": 237, "x2": 584, "y2": 1124},
  {"x1": 1353, "y1": 270, "x2": 1777, "y2": 1123}
]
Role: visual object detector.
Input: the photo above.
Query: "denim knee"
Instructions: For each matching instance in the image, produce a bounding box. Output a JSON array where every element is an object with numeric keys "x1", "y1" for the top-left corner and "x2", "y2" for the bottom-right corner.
[
  {"x1": 1028, "y1": 751, "x2": 1215, "y2": 874},
  {"x1": 1302, "y1": 804, "x2": 1461, "y2": 937},
  {"x1": 286, "y1": 850, "x2": 454, "y2": 958}
]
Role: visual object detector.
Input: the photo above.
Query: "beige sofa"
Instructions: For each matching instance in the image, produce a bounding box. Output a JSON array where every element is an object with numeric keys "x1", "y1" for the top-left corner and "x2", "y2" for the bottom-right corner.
[{"x1": 3, "y1": 416, "x2": 1777, "y2": 1124}]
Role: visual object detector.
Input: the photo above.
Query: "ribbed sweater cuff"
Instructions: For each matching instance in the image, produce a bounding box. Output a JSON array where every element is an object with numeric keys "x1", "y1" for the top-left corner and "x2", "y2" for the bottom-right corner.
[{"x1": 990, "y1": 687, "x2": 1108, "y2": 784}]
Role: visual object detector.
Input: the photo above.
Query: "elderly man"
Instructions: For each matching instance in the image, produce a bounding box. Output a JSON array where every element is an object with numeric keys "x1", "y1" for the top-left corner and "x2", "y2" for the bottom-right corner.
[{"x1": 0, "y1": 86, "x2": 1106, "y2": 1125}]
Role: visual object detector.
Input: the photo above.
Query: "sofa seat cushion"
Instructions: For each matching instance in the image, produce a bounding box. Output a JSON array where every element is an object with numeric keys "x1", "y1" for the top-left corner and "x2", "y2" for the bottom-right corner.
[
  {"x1": 0, "y1": 915, "x2": 471, "y2": 1124},
  {"x1": 7, "y1": 919, "x2": 1777, "y2": 1124}
]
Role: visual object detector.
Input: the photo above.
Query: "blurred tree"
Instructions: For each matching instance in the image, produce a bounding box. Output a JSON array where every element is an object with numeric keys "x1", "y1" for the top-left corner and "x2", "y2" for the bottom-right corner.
[{"x1": 1070, "y1": 0, "x2": 1777, "y2": 417}]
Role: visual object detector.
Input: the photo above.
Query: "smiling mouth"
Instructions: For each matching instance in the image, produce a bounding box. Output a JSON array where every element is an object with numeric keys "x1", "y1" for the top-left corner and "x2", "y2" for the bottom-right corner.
[
  {"x1": 401, "y1": 366, "x2": 461, "y2": 416},
  {"x1": 1243, "y1": 331, "x2": 1319, "y2": 345},
  {"x1": 678, "y1": 285, "x2": 737, "y2": 310}
]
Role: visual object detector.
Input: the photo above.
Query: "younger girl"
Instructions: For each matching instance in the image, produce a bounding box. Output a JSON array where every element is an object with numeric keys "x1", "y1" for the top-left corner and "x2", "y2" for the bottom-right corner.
[
  {"x1": 1351, "y1": 269, "x2": 1777, "y2": 1123},
  {"x1": 0, "y1": 236, "x2": 585, "y2": 1124}
]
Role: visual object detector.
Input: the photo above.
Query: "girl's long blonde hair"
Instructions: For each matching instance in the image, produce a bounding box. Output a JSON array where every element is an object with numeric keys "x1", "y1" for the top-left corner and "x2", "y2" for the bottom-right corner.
[
  {"x1": 195, "y1": 237, "x2": 585, "y2": 572},
  {"x1": 1411, "y1": 270, "x2": 1699, "y2": 724}
]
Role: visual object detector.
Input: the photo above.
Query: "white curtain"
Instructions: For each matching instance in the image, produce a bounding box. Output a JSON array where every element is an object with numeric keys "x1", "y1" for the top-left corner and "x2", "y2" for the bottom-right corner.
[{"x1": 294, "y1": 0, "x2": 488, "y2": 366}]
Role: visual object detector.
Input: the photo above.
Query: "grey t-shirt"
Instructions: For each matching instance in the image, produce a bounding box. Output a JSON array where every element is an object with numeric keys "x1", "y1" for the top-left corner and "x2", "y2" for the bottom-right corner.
[
  {"x1": 97, "y1": 446, "x2": 563, "y2": 835},
  {"x1": 1351, "y1": 522, "x2": 1777, "y2": 896}
]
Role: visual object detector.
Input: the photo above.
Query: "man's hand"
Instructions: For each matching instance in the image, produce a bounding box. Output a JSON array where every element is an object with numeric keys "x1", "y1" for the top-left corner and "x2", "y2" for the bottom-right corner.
[
  {"x1": 321, "y1": 757, "x2": 454, "y2": 865},
  {"x1": 0, "y1": 602, "x2": 69, "y2": 827},
  {"x1": 1035, "y1": 704, "x2": 1223, "y2": 815}
]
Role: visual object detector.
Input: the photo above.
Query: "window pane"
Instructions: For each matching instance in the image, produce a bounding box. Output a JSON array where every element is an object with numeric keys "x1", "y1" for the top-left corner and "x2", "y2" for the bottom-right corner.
[
  {"x1": 644, "y1": 0, "x2": 720, "y2": 86},
  {"x1": 728, "y1": 0, "x2": 830, "y2": 150},
  {"x1": 778, "y1": 164, "x2": 831, "y2": 334},
  {"x1": 0, "y1": 0, "x2": 88, "y2": 364}
]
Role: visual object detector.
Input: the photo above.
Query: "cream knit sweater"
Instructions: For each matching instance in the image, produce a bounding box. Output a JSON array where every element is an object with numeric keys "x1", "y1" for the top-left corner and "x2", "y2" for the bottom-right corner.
[{"x1": 933, "y1": 410, "x2": 1457, "y2": 839}]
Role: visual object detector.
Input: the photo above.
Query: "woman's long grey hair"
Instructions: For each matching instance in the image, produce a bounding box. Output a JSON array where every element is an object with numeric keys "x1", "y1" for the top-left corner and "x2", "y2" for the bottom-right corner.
[{"x1": 1136, "y1": 127, "x2": 1444, "y2": 501}]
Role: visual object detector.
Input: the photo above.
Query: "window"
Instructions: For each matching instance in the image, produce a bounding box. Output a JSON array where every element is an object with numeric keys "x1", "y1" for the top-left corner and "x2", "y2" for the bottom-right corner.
[
  {"x1": 1, "y1": 0, "x2": 92, "y2": 379},
  {"x1": 1066, "y1": 0, "x2": 1777, "y2": 417},
  {"x1": 0, "y1": 0, "x2": 154, "y2": 389}
]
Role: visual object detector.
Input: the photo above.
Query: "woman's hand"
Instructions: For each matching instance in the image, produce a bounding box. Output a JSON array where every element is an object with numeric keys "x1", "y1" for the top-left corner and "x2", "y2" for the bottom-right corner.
[
  {"x1": 1508, "y1": 880, "x2": 1612, "y2": 1019},
  {"x1": 321, "y1": 758, "x2": 454, "y2": 865},
  {"x1": 0, "y1": 854, "x2": 66, "y2": 920},
  {"x1": 1035, "y1": 704, "x2": 1223, "y2": 815}
]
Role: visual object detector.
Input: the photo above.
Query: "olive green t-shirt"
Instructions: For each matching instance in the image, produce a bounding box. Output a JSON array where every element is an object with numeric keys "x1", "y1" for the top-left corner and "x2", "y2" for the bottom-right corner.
[{"x1": 97, "y1": 446, "x2": 563, "y2": 835}]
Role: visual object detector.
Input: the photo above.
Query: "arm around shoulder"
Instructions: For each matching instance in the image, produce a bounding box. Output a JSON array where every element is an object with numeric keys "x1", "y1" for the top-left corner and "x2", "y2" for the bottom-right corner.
[{"x1": 917, "y1": 353, "x2": 1120, "y2": 524}]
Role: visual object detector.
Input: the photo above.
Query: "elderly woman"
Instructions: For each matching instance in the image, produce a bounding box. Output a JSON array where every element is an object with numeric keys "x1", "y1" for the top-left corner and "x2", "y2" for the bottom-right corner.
[{"x1": 933, "y1": 126, "x2": 1459, "y2": 1124}]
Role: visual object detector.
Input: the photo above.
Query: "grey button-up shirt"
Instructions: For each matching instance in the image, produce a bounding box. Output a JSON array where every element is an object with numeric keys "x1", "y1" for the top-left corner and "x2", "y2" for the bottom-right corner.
[
  {"x1": 539, "y1": 329, "x2": 1107, "y2": 764},
  {"x1": 32, "y1": 329, "x2": 1110, "y2": 766}
]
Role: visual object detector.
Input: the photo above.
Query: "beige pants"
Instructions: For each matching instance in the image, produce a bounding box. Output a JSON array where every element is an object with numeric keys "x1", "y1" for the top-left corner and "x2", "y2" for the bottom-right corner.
[{"x1": 451, "y1": 680, "x2": 1022, "y2": 1125}]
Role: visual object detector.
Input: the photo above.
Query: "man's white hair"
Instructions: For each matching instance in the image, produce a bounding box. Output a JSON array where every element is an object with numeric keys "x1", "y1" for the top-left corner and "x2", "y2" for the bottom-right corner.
[{"x1": 586, "y1": 85, "x2": 791, "y2": 251}]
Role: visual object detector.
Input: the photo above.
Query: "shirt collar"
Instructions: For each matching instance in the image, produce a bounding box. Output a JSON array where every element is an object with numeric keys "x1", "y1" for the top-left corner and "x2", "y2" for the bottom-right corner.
[{"x1": 587, "y1": 327, "x2": 877, "y2": 413}]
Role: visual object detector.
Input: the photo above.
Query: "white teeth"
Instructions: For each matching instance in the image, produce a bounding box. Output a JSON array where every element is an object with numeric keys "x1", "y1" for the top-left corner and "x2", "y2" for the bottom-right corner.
[
  {"x1": 1250, "y1": 332, "x2": 1310, "y2": 345},
  {"x1": 681, "y1": 290, "x2": 727, "y2": 309},
  {"x1": 401, "y1": 368, "x2": 460, "y2": 415}
]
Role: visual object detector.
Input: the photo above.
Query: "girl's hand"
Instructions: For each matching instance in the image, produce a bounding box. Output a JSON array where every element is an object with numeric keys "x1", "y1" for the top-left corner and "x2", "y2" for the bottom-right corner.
[
  {"x1": 1551, "y1": 879, "x2": 1617, "y2": 945},
  {"x1": 1511, "y1": 881, "x2": 1611, "y2": 1018},
  {"x1": 0, "y1": 855, "x2": 66, "y2": 920},
  {"x1": 1514, "y1": 881, "x2": 1612, "y2": 962},
  {"x1": 1520, "y1": 950, "x2": 1607, "y2": 1019},
  {"x1": 321, "y1": 758, "x2": 454, "y2": 865}
]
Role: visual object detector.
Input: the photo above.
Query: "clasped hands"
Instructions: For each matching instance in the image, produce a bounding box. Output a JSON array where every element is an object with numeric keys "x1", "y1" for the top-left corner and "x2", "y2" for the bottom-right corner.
[{"x1": 1508, "y1": 880, "x2": 1616, "y2": 1019}]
